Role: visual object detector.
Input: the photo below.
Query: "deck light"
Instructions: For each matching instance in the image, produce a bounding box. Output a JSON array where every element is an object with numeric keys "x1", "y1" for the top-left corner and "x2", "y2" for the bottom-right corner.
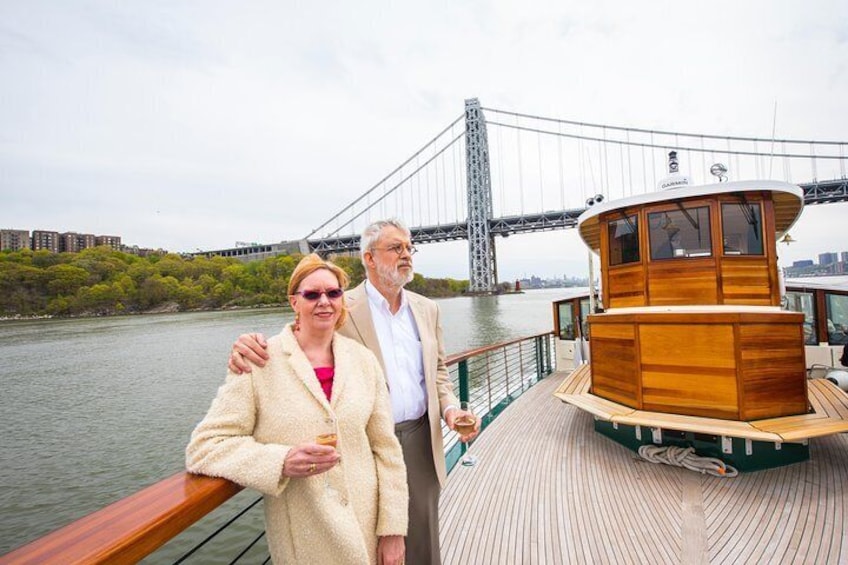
[
  {"x1": 586, "y1": 194, "x2": 604, "y2": 207},
  {"x1": 710, "y1": 163, "x2": 728, "y2": 182}
]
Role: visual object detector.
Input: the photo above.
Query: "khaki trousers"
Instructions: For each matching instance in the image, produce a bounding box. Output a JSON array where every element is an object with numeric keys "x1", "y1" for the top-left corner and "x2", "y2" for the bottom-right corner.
[{"x1": 395, "y1": 414, "x2": 441, "y2": 565}]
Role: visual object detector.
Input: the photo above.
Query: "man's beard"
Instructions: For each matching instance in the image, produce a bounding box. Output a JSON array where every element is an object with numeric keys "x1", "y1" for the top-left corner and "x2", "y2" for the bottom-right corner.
[{"x1": 376, "y1": 261, "x2": 413, "y2": 289}]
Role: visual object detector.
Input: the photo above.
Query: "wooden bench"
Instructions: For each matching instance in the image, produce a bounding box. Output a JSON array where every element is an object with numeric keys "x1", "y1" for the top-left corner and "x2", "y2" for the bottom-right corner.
[
  {"x1": 553, "y1": 365, "x2": 634, "y2": 420},
  {"x1": 554, "y1": 366, "x2": 848, "y2": 443},
  {"x1": 752, "y1": 378, "x2": 848, "y2": 441},
  {"x1": 553, "y1": 363, "x2": 591, "y2": 395}
]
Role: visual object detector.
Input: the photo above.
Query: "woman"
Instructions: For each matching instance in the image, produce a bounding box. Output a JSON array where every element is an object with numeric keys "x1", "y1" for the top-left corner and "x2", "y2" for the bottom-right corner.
[{"x1": 186, "y1": 254, "x2": 407, "y2": 564}]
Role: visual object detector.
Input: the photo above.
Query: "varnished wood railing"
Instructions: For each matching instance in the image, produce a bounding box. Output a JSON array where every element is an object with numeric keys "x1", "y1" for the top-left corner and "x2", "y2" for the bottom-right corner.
[
  {"x1": 0, "y1": 473, "x2": 241, "y2": 565},
  {"x1": 1, "y1": 332, "x2": 556, "y2": 564}
]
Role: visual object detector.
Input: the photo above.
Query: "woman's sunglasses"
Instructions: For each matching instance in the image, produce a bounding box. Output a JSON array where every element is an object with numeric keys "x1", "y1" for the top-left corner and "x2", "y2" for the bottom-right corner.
[{"x1": 293, "y1": 288, "x2": 344, "y2": 301}]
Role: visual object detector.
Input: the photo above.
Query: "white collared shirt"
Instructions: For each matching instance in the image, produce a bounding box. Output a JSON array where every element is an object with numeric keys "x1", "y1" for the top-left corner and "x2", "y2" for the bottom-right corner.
[{"x1": 365, "y1": 280, "x2": 427, "y2": 423}]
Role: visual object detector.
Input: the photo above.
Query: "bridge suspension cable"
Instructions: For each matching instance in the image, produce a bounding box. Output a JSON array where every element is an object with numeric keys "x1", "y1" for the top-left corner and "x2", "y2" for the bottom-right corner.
[
  {"x1": 484, "y1": 119, "x2": 847, "y2": 160},
  {"x1": 483, "y1": 106, "x2": 848, "y2": 146},
  {"x1": 305, "y1": 114, "x2": 465, "y2": 240},
  {"x1": 303, "y1": 101, "x2": 847, "y2": 278}
]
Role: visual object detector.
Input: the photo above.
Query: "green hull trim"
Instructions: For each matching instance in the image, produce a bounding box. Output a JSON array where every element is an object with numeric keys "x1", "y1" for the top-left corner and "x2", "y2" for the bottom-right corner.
[{"x1": 594, "y1": 419, "x2": 809, "y2": 472}]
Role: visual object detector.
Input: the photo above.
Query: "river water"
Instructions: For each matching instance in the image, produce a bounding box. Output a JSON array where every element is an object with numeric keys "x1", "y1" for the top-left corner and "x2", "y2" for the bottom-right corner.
[{"x1": 0, "y1": 287, "x2": 584, "y2": 557}]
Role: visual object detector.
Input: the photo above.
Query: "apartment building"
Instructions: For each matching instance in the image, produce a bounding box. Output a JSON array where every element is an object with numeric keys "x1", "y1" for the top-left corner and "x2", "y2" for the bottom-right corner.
[
  {"x1": 95, "y1": 235, "x2": 122, "y2": 250},
  {"x1": 2, "y1": 228, "x2": 129, "y2": 254},
  {"x1": 31, "y1": 230, "x2": 60, "y2": 252},
  {"x1": 60, "y1": 232, "x2": 97, "y2": 253},
  {"x1": 0, "y1": 229, "x2": 30, "y2": 251}
]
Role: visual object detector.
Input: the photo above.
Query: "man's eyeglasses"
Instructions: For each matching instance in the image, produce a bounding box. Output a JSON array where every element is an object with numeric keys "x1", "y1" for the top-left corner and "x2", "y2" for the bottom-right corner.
[
  {"x1": 373, "y1": 244, "x2": 418, "y2": 256},
  {"x1": 293, "y1": 288, "x2": 344, "y2": 301}
]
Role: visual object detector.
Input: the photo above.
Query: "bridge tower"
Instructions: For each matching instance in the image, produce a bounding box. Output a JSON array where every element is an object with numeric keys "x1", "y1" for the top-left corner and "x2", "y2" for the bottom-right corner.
[{"x1": 465, "y1": 98, "x2": 497, "y2": 293}]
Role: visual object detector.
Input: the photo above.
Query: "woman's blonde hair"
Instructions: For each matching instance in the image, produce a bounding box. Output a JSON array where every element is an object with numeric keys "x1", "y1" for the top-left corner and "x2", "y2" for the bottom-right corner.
[{"x1": 287, "y1": 253, "x2": 350, "y2": 329}]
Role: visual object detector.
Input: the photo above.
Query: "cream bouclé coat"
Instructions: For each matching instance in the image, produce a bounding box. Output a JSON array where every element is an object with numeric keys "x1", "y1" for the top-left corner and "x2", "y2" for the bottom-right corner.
[{"x1": 186, "y1": 325, "x2": 408, "y2": 564}]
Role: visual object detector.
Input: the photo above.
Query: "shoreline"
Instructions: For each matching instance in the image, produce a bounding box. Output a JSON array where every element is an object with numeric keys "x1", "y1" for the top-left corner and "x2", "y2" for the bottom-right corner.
[
  {"x1": 0, "y1": 302, "x2": 287, "y2": 322},
  {"x1": 0, "y1": 285, "x2": 597, "y2": 322}
]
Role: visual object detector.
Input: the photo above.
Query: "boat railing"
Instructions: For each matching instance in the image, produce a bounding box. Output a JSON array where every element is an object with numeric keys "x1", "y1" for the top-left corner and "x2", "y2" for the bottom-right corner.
[{"x1": 0, "y1": 331, "x2": 557, "y2": 564}]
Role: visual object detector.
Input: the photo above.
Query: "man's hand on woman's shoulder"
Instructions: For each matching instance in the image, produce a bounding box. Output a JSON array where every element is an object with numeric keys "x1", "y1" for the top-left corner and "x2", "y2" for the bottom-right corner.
[{"x1": 229, "y1": 332, "x2": 270, "y2": 373}]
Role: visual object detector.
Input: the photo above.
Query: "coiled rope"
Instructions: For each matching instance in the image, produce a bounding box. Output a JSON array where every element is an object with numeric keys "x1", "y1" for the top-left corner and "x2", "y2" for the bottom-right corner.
[{"x1": 638, "y1": 445, "x2": 739, "y2": 478}]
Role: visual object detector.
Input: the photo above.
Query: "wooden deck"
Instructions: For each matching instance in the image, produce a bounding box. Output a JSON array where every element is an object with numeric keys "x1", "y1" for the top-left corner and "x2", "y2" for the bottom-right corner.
[{"x1": 439, "y1": 370, "x2": 848, "y2": 564}]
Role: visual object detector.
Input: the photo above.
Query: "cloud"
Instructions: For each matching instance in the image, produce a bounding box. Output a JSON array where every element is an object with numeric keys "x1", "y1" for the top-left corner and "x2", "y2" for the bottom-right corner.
[{"x1": 1, "y1": 0, "x2": 846, "y2": 278}]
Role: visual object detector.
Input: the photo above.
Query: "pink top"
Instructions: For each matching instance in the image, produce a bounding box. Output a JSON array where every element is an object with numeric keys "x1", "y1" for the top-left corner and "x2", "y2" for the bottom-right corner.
[{"x1": 314, "y1": 367, "x2": 335, "y2": 401}]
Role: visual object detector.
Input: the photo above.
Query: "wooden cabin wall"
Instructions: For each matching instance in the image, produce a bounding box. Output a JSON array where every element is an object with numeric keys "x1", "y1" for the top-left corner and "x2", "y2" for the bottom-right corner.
[
  {"x1": 719, "y1": 258, "x2": 773, "y2": 305},
  {"x1": 639, "y1": 322, "x2": 739, "y2": 419},
  {"x1": 737, "y1": 320, "x2": 808, "y2": 420},
  {"x1": 589, "y1": 322, "x2": 640, "y2": 408},
  {"x1": 589, "y1": 312, "x2": 808, "y2": 421},
  {"x1": 606, "y1": 264, "x2": 647, "y2": 308},
  {"x1": 647, "y1": 259, "x2": 719, "y2": 306}
]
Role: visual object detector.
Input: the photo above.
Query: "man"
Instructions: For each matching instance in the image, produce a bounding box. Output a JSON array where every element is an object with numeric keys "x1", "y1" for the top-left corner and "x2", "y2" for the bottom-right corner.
[{"x1": 229, "y1": 218, "x2": 479, "y2": 565}]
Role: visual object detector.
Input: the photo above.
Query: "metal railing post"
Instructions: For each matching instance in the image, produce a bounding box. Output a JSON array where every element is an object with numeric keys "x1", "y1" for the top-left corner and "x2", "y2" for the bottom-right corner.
[
  {"x1": 458, "y1": 360, "x2": 470, "y2": 403},
  {"x1": 458, "y1": 360, "x2": 470, "y2": 458},
  {"x1": 535, "y1": 336, "x2": 543, "y2": 380}
]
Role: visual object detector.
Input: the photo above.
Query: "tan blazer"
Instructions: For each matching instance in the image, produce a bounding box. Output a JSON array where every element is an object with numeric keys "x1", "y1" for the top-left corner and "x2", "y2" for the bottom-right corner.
[
  {"x1": 186, "y1": 326, "x2": 408, "y2": 565},
  {"x1": 340, "y1": 282, "x2": 460, "y2": 486}
]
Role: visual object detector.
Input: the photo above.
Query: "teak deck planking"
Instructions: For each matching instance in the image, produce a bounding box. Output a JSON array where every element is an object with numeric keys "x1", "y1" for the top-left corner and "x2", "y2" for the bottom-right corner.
[{"x1": 441, "y1": 370, "x2": 848, "y2": 564}]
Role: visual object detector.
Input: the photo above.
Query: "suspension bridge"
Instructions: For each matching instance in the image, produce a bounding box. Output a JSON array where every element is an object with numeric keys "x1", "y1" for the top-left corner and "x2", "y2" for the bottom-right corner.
[{"x1": 212, "y1": 98, "x2": 848, "y2": 292}]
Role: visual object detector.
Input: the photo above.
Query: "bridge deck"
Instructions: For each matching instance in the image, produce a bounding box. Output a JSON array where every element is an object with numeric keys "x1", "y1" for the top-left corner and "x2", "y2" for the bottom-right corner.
[{"x1": 439, "y1": 370, "x2": 848, "y2": 564}]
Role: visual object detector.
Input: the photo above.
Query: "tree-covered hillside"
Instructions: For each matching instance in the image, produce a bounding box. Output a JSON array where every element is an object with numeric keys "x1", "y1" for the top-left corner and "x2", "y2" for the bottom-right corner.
[{"x1": 0, "y1": 248, "x2": 468, "y2": 317}]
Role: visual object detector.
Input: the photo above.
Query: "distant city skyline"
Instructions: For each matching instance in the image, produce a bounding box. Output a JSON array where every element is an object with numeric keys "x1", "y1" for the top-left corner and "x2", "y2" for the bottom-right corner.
[{"x1": 784, "y1": 249, "x2": 848, "y2": 278}]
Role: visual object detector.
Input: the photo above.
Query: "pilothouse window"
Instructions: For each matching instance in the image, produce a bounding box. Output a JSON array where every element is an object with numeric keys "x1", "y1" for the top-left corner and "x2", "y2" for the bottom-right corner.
[
  {"x1": 648, "y1": 206, "x2": 712, "y2": 260},
  {"x1": 721, "y1": 202, "x2": 764, "y2": 255},
  {"x1": 608, "y1": 214, "x2": 640, "y2": 266}
]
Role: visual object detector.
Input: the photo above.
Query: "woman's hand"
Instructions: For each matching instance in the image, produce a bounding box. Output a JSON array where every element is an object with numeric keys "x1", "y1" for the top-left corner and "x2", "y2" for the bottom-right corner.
[
  {"x1": 377, "y1": 535, "x2": 405, "y2": 565},
  {"x1": 281, "y1": 443, "x2": 340, "y2": 478}
]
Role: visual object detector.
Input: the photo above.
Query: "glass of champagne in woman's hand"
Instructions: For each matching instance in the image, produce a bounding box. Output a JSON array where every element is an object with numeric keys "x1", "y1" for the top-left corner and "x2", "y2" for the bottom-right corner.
[
  {"x1": 456, "y1": 401, "x2": 478, "y2": 466},
  {"x1": 315, "y1": 432, "x2": 338, "y2": 448},
  {"x1": 315, "y1": 423, "x2": 339, "y2": 491}
]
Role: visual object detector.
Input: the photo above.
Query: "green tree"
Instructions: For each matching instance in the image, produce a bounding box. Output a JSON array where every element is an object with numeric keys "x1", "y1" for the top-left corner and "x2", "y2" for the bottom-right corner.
[
  {"x1": 32, "y1": 250, "x2": 63, "y2": 269},
  {"x1": 0, "y1": 262, "x2": 46, "y2": 314},
  {"x1": 46, "y1": 264, "x2": 91, "y2": 296},
  {"x1": 333, "y1": 255, "x2": 366, "y2": 287},
  {"x1": 137, "y1": 275, "x2": 172, "y2": 309},
  {"x1": 0, "y1": 247, "x2": 468, "y2": 317},
  {"x1": 76, "y1": 282, "x2": 126, "y2": 313}
]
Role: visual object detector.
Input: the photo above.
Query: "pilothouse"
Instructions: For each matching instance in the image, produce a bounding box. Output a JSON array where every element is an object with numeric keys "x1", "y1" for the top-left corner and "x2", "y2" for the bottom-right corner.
[{"x1": 554, "y1": 152, "x2": 848, "y2": 471}]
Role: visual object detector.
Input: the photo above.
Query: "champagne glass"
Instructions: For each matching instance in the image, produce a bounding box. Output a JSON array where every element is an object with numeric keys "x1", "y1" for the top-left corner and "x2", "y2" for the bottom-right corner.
[
  {"x1": 456, "y1": 401, "x2": 478, "y2": 466},
  {"x1": 315, "y1": 423, "x2": 338, "y2": 491},
  {"x1": 315, "y1": 431, "x2": 338, "y2": 449}
]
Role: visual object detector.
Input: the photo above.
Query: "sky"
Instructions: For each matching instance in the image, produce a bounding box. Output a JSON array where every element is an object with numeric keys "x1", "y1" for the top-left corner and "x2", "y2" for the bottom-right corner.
[{"x1": 1, "y1": 1, "x2": 847, "y2": 281}]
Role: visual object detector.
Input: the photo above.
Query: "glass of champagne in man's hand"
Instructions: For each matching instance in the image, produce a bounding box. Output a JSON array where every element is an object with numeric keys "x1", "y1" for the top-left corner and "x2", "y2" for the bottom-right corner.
[{"x1": 456, "y1": 401, "x2": 478, "y2": 466}]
